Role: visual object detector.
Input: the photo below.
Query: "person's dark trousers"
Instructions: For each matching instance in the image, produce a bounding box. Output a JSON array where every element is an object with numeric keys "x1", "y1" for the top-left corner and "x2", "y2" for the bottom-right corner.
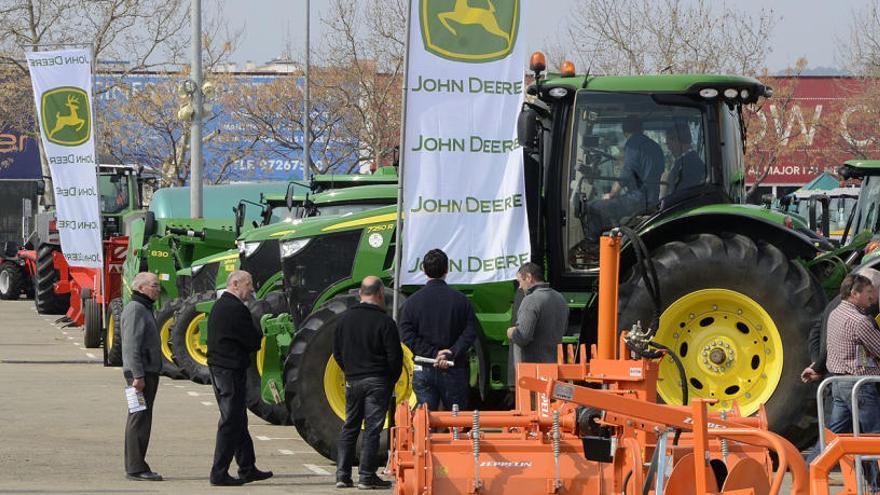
[
  {"x1": 124, "y1": 372, "x2": 160, "y2": 474},
  {"x1": 336, "y1": 376, "x2": 393, "y2": 484},
  {"x1": 412, "y1": 366, "x2": 468, "y2": 411},
  {"x1": 209, "y1": 366, "x2": 256, "y2": 482},
  {"x1": 828, "y1": 379, "x2": 880, "y2": 491}
]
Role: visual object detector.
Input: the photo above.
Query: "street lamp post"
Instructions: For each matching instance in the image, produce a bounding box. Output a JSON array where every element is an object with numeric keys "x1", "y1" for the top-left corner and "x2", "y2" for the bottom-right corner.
[
  {"x1": 303, "y1": 0, "x2": 311, "y2": 181},
  {"x1": 190, "y1": 0, "x2": 203, "y2": 218}
]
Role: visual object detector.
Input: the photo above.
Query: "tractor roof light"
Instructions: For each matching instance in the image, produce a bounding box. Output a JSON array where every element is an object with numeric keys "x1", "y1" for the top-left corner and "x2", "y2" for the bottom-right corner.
[
  {"x1": 560, "y1": 60, "x2": 576, "y2": 77},
  {"x1": 740, "y1": 89, "x2": 750, "y2": 100},
  {"x1": 723, "y1": 88, "x2": 739, "y2": 99},
  {"x1": 529, "y1": 51, "x2": 547, "y2": 74},
  {"x1": 699, "y1": 88, "x2": 719, "y2": 99}
]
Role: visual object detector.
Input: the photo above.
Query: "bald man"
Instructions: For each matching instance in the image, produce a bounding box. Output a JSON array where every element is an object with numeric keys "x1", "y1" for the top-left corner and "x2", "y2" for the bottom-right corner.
[
  {"x1": 121, "y1": 272, "x2": 163, "y2": 481},
  {"x1": 332, "y1": 276, "x2": 402, "y2": 489},
  {"x1": 206, "y1": 270, "x2": 272, "y2": 486}
]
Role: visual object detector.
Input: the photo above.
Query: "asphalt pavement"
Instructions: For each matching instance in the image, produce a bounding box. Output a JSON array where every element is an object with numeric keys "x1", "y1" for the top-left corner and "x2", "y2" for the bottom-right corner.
[{"x1": 0, "y1": 298, "x2": 346, "y2": 494}]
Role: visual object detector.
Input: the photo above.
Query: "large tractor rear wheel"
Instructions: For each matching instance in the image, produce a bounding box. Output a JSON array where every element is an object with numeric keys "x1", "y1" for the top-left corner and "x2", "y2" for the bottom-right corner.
[
  {"x1": 171, "y1": 291, "x2": 214, "y2": 385},
  {"x1": 246, "y1": 291, "x2": 291, "y2": 425},
  {"x1": 0, "y1": 261, "x2": 25, "y2": 300},
  {"x1": 284, "y1": 290, "x2": 413, "y2": 461},
  {"x1": 34, "y1": 245, "x2": 68, "y2": 315},
  {"x1": 83, "y1": 297, "x2": 102, "y2": 348},
  {"x1": 104, "y1": 298, "x2": 123, "y2": 366},
  {"x1": 156, "y1": 300, "x2": 187, "y2": 380},
  {"x1": 618, "y1": 233, "x2": 825, "y2": 448}
]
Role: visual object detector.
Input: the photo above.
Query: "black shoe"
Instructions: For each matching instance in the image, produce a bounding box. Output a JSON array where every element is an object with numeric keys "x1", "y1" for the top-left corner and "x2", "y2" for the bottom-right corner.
[
  {"x1": 126, "y1": 471, "x2": 163, "y2": 481},
  {"x1": 336, "y1": 479, "x2": 354, "y2": 488},
  {"x1": 210, "y1": 474, "x2": 246, "y2": 486},
  {"x1": 357, "y1": 477, "x2": 392, "y2": 490},
  {"x1": 240, "y1": 468, "x2": 273, "y2": 483}
]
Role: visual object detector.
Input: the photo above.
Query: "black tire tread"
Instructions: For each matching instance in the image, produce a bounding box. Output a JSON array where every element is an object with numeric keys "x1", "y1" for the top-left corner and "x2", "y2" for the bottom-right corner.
[
  {"x1": 156, "y1": 299, "x2": 188, "y2": 380},
  {"x1": 34, "y1": 245, "x2": 68, "y2": 314},
  {"x1": 105, "y1": 298, "x2": 123, "y2": 366},
  {"x1": 0, "y1": 261, "x2": 25, "y2": 300},
  {"x1": 83, "y1": 298, "x2": 102, "y2": 348},
  {"x1": 170, "y1": 291, "x2": 215, "y2": 385}
]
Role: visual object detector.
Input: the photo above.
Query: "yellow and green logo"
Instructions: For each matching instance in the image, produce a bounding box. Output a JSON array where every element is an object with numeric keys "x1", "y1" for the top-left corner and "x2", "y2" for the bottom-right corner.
[
  {"x1": 41, "y1": 87, "x2": 90, "y2": 146},
  {"x1": 421, "y1": 0, "x2": 519, "y2": 63}
]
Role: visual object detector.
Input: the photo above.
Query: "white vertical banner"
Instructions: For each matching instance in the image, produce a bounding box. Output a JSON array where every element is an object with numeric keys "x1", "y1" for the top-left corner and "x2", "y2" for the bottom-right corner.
[
  {"x1": 26, "y1": 48, "x2": 103, "y2": 268},
  {"x1": 401, "y1": 0, "x2": 530, "y2": 284}
]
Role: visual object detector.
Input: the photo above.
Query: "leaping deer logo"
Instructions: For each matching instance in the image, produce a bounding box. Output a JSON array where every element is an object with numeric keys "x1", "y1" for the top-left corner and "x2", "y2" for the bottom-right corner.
[
  {"x1": 48, "y1": 95, "x2": 85, "y2": 139},
  {"x1": 437, "y1": 0, "x2": 511, "y2": 44}
]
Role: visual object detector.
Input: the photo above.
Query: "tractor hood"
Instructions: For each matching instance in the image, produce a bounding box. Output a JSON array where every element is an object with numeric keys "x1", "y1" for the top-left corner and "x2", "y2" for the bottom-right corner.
[{"x1": 274, "y1": 205, "x2": 398, "y2": 243}]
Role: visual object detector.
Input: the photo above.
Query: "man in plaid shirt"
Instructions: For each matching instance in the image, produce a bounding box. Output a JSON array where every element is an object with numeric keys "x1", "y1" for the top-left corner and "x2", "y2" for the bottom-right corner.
[{"x1": 826, "y1": 273, "x2": 880, "y2": 492}]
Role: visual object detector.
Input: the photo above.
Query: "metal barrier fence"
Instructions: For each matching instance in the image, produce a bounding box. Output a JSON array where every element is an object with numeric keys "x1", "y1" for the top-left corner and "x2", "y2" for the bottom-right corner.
[{"x1": 816, "y1": 375, "x2": 880, "y2": 495}]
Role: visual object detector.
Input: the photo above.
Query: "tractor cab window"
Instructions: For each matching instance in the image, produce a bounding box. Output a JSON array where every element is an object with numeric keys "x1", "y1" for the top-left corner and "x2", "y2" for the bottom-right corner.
[
  {"x1": 565, "y1": 92, "x2": 707, "y2": 270},
  {"x1": 854, "y1": 176, "x2": 880, "y2": 236},
  {"x1": 269, "y1": 202, "x2": 380, "y2": 224},
  {"x1": 98, "y1": 174, "x2": 131, "y2": 214}
]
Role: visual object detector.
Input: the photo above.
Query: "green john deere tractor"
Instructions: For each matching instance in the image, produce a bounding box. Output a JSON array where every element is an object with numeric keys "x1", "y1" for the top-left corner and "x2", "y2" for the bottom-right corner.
[
  {"x1": 243, "y1": 71, "x2": 860, "y2": 461},
  {"x1": 169, "y1": 181, "x2": 399, "y2": 398},
  {"x1": 104, "y1": 181, "x2": 295, "y2": 373}
]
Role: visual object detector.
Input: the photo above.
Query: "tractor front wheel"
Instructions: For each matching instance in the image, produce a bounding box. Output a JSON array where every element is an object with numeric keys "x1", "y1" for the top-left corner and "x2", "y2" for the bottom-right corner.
[
  {"x1": 0, "y1": 261, "x2": 25, "y2": 300},
  {"x1": 246, "y1": 292, "x2": 291, "y2": 425},
  {"x1": 171, "y1": 291, "x2": 214, "y2": 385},
  {"x1": 34, "y1": 245, "x2": 68, "y2": 315},
  {"x1": 156, "y1": 300, "x2": 187, "y2": 380},
  {"x1": 83, "y1": 297, "x2": 102, "y2": 348},
  {"x1": 104, "y1": 298, "x2": 123, "y2": 366},
  {"x1": 618, "y1": 233, "x2": 825, "y2": 448},
  {"x1": 284, "y1": 290, "x2": 413, "y2": 461}
]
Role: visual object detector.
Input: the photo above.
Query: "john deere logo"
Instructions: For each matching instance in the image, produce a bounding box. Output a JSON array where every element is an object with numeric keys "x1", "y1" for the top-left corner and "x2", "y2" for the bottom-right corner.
[
  {"x1": 41, "y1": 87, "x2": 90, "y2": 146},
  {"x1": 421, "y1": 0, "x2": 519, "y2": 63}
]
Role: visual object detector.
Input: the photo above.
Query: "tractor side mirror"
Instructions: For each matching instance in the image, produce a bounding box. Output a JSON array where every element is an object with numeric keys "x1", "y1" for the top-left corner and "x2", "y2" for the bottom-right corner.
[
  {"x1": 35, "y1": 179, "x2": 46, "y2": 196},
  {"x1": 517, "y1": 104, "x2": 539, "y2": 150},
  {"x1": 234, "y1": 202, "x2": 246, "y2": 237}
]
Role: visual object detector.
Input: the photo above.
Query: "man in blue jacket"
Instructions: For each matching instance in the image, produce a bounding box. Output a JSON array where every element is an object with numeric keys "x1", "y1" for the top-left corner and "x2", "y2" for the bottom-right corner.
[
  {"x1": 333, "y1": 276, "x2": 402, "y2": 490},
  {"x1": 399, "y1": 249, "x2": 477, "y2": 412}
]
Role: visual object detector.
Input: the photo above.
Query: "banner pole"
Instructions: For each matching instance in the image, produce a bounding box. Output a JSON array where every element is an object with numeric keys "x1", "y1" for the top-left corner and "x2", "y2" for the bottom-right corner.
[{"x1": 391, "y1": 0, "x2": 414, "y2": 322}]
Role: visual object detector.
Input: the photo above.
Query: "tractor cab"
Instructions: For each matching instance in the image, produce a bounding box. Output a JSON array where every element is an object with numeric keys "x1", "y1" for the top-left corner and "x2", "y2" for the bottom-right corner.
[
  {"x1": 96, "y1": 164, "x2": 147, "y2": 237},
  {"x1": 838, "y1": 160, "x2": 880, "y2": 258},
  {"x1": 517, "y1": 57, "x2": 771, "y2": 286}
]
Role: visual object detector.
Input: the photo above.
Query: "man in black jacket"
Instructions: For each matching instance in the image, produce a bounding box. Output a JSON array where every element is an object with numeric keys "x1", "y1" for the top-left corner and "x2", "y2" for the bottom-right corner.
[
  {"x1": 333, "y1": 276, "x2": 402, "y2": 490},
  {"x1": 206, "y1": 270, "x2": 273, "y2": 486},
  {"x1": 399, "y1": 249, "x2": 477, "y2": 411}
]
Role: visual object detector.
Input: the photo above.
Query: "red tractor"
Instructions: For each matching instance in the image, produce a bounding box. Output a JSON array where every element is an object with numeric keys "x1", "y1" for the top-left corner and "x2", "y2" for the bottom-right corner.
[{"x1": 17, "y1": 165, "x2": 149, "y2": 347}]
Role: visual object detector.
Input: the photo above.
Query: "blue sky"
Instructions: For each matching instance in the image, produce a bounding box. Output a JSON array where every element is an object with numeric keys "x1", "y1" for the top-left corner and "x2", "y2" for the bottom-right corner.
[{"x1": 221, "y1": 0, "x2": 852, "y2": 72}]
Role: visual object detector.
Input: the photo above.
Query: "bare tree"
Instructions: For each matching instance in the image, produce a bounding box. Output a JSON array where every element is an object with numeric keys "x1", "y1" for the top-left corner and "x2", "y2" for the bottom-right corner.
[
  {"x1": 839, "y1": 1, "x2": 880, "y2": 76},
  {"x1": 321, "y1": 0, "x2": 405, "y2": 172},
  {"x1": 552, "y1": 0, "x2": 776, "y2": 76},
  {"x1": 742, "y1": 59, "x2": 812, "y2": 195}
]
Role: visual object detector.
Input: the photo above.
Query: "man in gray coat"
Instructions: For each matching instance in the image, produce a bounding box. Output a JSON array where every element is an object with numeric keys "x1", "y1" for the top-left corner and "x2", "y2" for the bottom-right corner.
[
  {"x1": 121, "y1": 272, "x2": 163, "y2": 481},
  {"x1": 507, "y1": 263, "x2": 569, "y2": 379}
]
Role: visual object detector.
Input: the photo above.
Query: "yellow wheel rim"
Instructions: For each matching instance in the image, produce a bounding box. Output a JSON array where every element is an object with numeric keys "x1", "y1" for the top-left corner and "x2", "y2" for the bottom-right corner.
[
  {"x1": 655, "y1": 289, "x2": 783, "y2": 416},
  {"x1": 160, "y1": 317, "x2": 175, "y2": 362},
  {"x1": 106, "y1": 313, "x2": 114, "y2": 349},
  {"x1": 324, "y1": 345, "x2": 416, "y2": 426},
  {"x1": 185, "y1": 313, "x2": 209, "y2": 366},
  {"x1": 256, "y1": 336, "x2": 267, "y2": 376}
]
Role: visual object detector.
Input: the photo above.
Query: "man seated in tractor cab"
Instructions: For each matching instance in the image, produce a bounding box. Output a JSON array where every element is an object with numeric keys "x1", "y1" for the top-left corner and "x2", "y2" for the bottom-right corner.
[
  {"x1": 574, "y1": 117, "x2": 664, "y2": 261},
  {"x1": 566, "y1": 104, "x2": 708, "y2": 269},
  {"x1": 661, "y1": 124, "x2": 706, "y2": 206}
]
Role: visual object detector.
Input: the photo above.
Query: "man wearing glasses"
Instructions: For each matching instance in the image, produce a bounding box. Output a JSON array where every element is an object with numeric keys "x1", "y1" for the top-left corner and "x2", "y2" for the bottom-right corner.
[{"x1": 121, "y1": 272, "x2": 164, "y2": 481}]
